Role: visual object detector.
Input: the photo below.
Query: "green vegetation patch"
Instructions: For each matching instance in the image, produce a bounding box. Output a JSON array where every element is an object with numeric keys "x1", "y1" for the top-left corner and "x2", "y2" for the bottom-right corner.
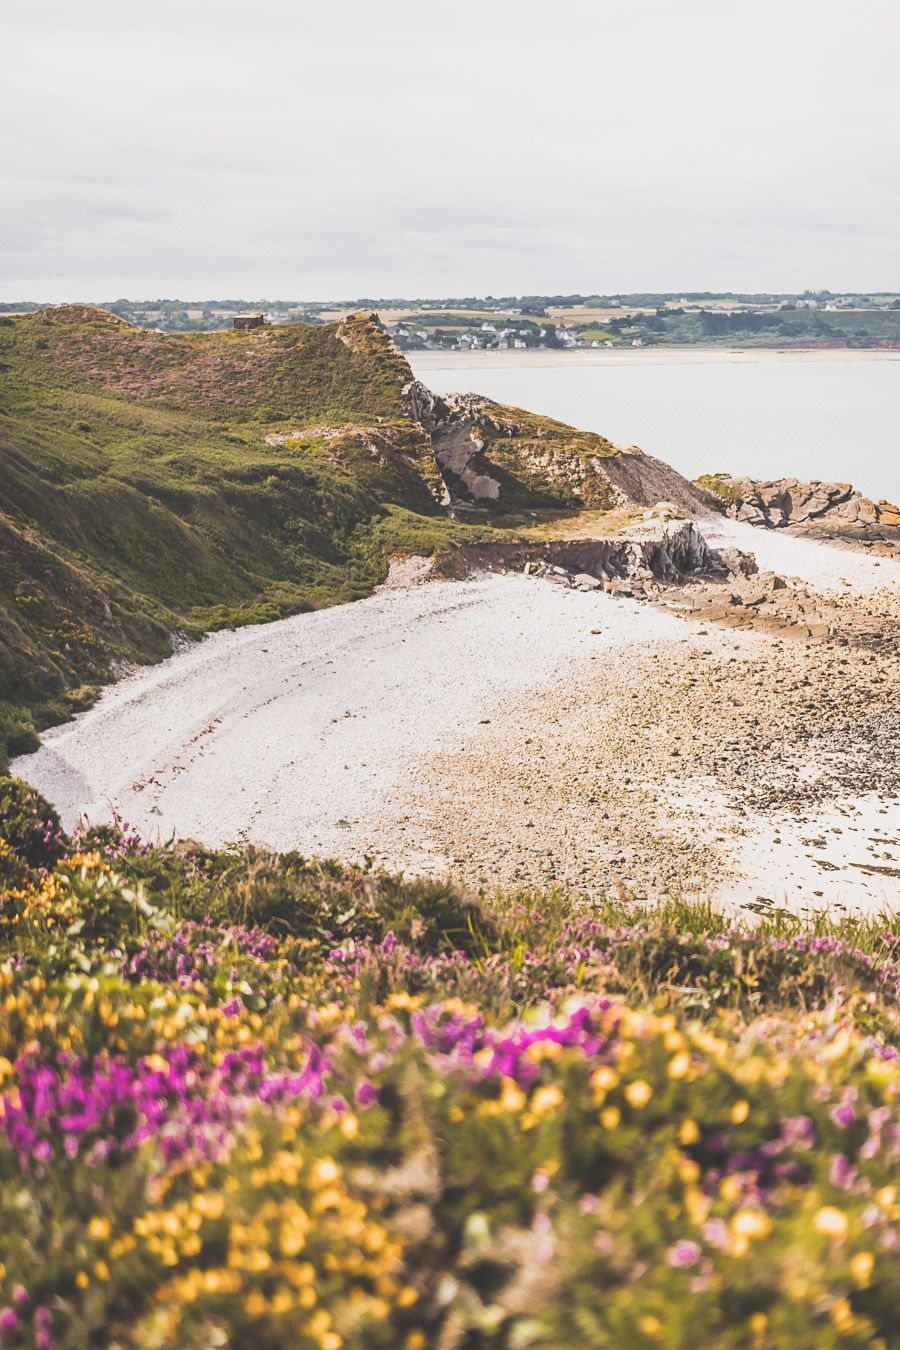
[{"x1": 694, "y1": 474, "x2": 745, "y2": 506}]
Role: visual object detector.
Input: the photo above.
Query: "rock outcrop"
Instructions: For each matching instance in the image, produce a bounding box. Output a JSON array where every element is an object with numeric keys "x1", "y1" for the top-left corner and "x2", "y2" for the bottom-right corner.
[
  {"x1": 536, "y1": 520, "x2": 728, "y2": 587},
  {"x1": 598, "y1": 451, "x2": 723, "y2": 518},
  {"x1": 436, "y1": 520, "x2": 755, "y2": 596},
  {"x1": 406, "y1": 382, "x2": 502, "y2": 505},
  {"x1": 698, "y1": 474, "x2": 900, "y2": 542}
]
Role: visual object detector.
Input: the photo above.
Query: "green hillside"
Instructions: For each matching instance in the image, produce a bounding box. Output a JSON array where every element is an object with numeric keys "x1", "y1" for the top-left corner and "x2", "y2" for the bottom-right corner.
[
  {"x1": 0, "y1": 307, "x2": 634, "y2": 768},
  {"x1": 0, "y1": 309, "x2": 484, "y2": 765}
]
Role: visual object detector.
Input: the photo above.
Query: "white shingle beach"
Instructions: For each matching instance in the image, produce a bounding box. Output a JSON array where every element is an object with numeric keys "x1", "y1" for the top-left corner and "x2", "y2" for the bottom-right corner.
[{"x1": 14, "y1": 529, "x2": 900, "y2": 914}]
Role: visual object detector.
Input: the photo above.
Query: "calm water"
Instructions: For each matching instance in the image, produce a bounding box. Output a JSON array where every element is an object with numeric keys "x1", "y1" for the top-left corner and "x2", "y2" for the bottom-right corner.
[{"x1": 411, "y1": 353, "x2": 900, "y2": 505}]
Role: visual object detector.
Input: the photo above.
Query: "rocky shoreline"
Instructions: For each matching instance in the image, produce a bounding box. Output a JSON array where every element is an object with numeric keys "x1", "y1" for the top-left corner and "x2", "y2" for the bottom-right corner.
[
  {"x1": 699, "y1": 473, "x2": 900, "y2": 557},
  {"x1": 437, "y1": 511, "x2": 900, "y2": 649},
  {"x1": 392, "y1": 512, "x2": 900, "y2": 911}
]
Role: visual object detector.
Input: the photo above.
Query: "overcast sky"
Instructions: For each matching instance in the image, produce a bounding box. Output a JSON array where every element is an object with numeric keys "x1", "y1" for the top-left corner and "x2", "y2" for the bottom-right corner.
[{"x1": 2, "y1": 0, "x2": 899, "y2": 301}]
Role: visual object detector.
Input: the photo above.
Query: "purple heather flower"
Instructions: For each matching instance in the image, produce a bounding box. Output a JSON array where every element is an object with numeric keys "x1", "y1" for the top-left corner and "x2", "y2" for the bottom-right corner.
[
  {"x1": 781, "y1": 1116, "x2": 816, "y2": 1150},
  {"x1": 702, "y1": 1218, "x2": 729, "y2": 1250},
  {"x1": 829, "y1": 1154, "x2": 857, "y2": 1189},
  {"x1": 667, "y1": 1240, "x2": 701, "y2": 1268},
  {"x1": 0, "y1": 1309, "x2": 20, "y2": 1336},
  {"x1": 34, "y1": 1308, "x2": 52, "y2": 1350}
]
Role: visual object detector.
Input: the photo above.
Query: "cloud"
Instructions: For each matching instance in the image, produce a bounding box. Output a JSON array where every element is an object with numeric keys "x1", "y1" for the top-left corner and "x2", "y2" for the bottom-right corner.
[{"x1": 2, "y1": 0, "x2": 899, "y2": 298}]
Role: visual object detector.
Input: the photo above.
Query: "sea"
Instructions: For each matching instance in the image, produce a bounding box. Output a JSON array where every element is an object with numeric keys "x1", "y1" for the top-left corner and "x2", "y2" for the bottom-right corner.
[{"x1": 410, "y1": 351, "x2": 900, "y2": 506}]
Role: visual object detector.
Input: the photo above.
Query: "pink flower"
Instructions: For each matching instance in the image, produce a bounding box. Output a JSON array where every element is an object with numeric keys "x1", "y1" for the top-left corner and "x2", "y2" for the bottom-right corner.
[
  {"x1": 356, "y1": 1081, "x2": 378, "y2": 1106},
  {"x1": 0, "y1": 1309, "x2": 20, "y2": 1336},
  {"x1": 829, "y1": 1154, "x2": 857, "y2": 1189},
  {"x1": 667, "y1": 1240, "x2": 701, "y2": 1268}
]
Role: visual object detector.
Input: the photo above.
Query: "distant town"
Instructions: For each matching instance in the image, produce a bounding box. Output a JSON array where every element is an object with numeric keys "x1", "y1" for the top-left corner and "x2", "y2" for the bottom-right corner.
[{"x1": 4, "y1": 292, "x2": 900, "y2": 350}]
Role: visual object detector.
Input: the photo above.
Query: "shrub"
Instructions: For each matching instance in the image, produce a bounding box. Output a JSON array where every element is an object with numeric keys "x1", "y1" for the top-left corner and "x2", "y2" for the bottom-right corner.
[
  {"x1": 179, "y1": 846, "x2": 495, "y2": 954},
  {"x1": 0, "y1": 777, "x2": 66, "y2": 884}
]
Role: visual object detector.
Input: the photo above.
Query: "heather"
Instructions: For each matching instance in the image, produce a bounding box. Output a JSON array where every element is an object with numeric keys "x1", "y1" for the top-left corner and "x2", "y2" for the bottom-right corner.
[{"x1": 1, "y1": 778, "x2": 900, "y2": 1347}]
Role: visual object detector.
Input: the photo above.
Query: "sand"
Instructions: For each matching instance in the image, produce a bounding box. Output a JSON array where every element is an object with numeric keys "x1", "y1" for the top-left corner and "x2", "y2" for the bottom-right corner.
[
  {"x1": 12, "y1": 529, "x2": 900, "y2": 916},
  {"x1": 12, "y1": 576, "x2": 683, "y2": 858}
]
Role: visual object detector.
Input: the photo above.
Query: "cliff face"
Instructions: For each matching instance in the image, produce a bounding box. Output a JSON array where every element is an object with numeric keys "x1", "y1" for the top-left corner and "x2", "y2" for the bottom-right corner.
[
  {"x1": 405, "y1": 380, "x2": 718, "y2": 515},
  {"x1": 3, "y1": 305, "x2": 713, "y2": 517}
]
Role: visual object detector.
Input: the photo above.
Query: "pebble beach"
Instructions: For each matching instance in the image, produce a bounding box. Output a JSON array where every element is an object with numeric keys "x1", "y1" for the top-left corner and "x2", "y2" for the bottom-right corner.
[{"x1": 13, "y1": 523, "x2": 900, "y2": 915}]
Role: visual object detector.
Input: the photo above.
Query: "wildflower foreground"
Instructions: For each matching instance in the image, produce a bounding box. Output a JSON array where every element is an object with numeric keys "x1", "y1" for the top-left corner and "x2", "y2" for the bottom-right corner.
[{"x1": 1, "y1": 779, "x2": 899, "y2": 1348}]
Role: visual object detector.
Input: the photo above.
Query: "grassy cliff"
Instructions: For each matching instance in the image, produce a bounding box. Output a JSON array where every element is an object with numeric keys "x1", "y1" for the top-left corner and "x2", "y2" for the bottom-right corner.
[
  {"x1": 0, "y1": 309, "x2": 492, "y2": 764},
  {"x1": 452, "y1": 396, "x2": 622, "y2": 510}
]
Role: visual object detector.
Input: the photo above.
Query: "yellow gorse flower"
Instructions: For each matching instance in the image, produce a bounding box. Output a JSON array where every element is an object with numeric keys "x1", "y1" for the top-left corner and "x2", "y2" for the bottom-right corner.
[
  {"x1": 814, "y1": 1207, "x2": 848, "y2": 1241},
  {"x1": 625, "y1": 1080, "x2": 653, "y2": 1109}
]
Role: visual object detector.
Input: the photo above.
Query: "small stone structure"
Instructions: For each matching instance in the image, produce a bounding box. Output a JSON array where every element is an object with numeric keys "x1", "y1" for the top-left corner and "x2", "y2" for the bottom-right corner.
[{"x1": 232, "y1": 314, "x2": 264, "y2": 330}]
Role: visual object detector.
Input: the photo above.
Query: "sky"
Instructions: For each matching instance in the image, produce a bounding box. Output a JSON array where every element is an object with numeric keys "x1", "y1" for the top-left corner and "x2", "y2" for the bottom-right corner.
[{"x1": 2, "y1": 0, "x2": 899, "y2": 301}]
